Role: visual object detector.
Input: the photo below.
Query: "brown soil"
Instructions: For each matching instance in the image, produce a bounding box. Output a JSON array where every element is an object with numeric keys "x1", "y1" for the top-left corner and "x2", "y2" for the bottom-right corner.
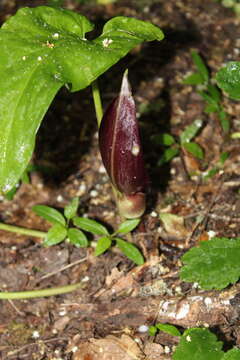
[{"x1": 1, "y1": 0, "x2": 240, "y2": 359}]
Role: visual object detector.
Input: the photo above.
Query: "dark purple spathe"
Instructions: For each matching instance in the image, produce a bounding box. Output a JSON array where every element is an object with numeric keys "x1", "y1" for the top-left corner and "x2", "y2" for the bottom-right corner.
[{"x1": 99, "y1": 71, "x2": 147, "y2": 196}]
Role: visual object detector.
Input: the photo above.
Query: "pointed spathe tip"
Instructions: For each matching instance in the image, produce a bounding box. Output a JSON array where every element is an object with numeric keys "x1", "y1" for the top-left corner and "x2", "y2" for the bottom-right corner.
[{"x1": 121, "y1": 69, "x2": 132, "y2": 96}]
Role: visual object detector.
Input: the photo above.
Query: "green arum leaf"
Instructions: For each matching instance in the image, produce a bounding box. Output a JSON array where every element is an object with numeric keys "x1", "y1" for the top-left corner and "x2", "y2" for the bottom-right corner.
[
  {"x1": 44, "y1": 224, "x2": 67, "y2": 246},
  {"x1": 223, "y1": 349, "x2": 240, "y2": 359},
  {"x1": 0, "y1": 6, "x2": 164, "y2": 194},
  {"x1": 183, "y1": 72, "x2": 205, "y2": 85},
  {"x1": 115, "y1": 238, "x2": 144, "y2": 265},
  {"x1": 182, "y1": 142, "x2": 204, "y2": 160},
  {"x1": 73, "y1": 217, "x2": 109, "y2": 235},
  {"x1": 151, "y1": 133, "x2": 176, "y2": 146},
  {"x1": 180, "y1": 119, "x2": 203, "y2": 144},
  {"x1": 191, "y1": 51, "x2": 209, "y2": 83},
  {"x1": 180, "y1": 237, "x2": 240, "y2": 290},
  {"x1": 67, "y1": 227, "x2": 88, "y2": 247},
  {"x1": 158, "y1": 147, "x2": 180, "y2": 165},
  {"x1": 116, "y1": 218, "x2": 141, "y2": 235},
  {"x1": 95, "y1": 236, "x2": 112, "y2": 256},
  {"x1": 216, "y1": 62, "x2": 240, "y2": 100},
  {"x1": 173, "y1": 328, "x2": 223, "y2": 360},
  {"x1": 155, "y1": 323, "x2": 181, "y2": 337},
  {"x1": 64, "y1": 197, "x2": 79, "y2": 220},
  {"x1": 219, "y1": 110, "x2": 230, "y2": 133},
  {"x1": 32, "y1": 204, "x2": 66, "y2": 226}
]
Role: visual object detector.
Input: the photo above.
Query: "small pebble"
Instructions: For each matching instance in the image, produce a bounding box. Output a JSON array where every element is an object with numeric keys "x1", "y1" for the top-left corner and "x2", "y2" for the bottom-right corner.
[
  {"x1": 138, "y1": 325, "x2": 149, "y2": 333},
  {"x1": 90, "y1": 190, "x2": 98, "y2": 198}
]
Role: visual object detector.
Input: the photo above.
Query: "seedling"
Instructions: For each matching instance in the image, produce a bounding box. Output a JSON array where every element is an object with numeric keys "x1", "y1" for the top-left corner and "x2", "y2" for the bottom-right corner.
[
  {"x1": 183, "y1": 50, "x2": 230, "y2": 133},
  {"x1": 202, "y1": 151, "x2": 229, "y2": 180},
  {"x1": 215, "y1": 0, "x2": 240, "y2": 15},
  {"x1": 32, "y1": 198, "x2": 144, "y2": 265},
  {"x1": 152, "y1": 118, "x2": 204, "y2": 167},
  {"x1": 148, "y1": 324, "x2": 240, "y2": 359}
]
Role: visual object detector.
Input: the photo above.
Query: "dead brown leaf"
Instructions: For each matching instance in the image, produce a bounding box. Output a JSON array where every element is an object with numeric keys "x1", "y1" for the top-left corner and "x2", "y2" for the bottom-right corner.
[{"x1": 73, "y1": 334, "x2": 145, "y2": 360}]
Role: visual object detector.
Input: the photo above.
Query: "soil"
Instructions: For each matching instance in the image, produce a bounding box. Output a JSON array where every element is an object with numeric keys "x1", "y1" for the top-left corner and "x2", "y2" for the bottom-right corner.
[{"x1": 1, "y1": 0, "x2": 240, "y2": 359}]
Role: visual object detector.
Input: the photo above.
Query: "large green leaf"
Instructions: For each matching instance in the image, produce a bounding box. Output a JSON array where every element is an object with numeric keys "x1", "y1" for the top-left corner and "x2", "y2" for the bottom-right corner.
[
  {"x1": 216, "y1": 62, "x2": 240, "y2": 99},
  {"x1": 223, "y1": 349, "x2": 240, "y2": 360},
  {"x1": 173, "y1": 328, "x2": 223, "y2": 360},
  {"x1": 180, "y1": 237, "x2": 240, "y2": 290},
  {"x1": 0, "y1": 6, "x2": 164, "y2": 194}
]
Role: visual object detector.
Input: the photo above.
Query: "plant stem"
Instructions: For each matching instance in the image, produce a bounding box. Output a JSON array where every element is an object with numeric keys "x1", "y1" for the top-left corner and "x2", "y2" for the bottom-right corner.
[
  {"x1": 0, "y1": 222, "x2": 46, "y2": 238},
  {"x1": 0, "y1": 282, "x2": 83, "y2": 300},
  {"x1": 92, "y1": 79, "x2": 103, "y2": 127}
]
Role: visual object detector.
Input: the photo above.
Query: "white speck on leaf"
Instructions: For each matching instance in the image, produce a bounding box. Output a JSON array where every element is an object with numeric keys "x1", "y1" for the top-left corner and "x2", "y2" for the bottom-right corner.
[
  {"x1": 52, "y1": 33, "x2": 59, "y2": 39},
  {"x1": 22, "y1": 55, "x2": 26, "y2": 61},
  {"x1": 186, "y1": 335, "x2": 191, "y2": 342},
  {"x1": 37, "y1": 56, "x2": 42, "y2": 61},
  {"x1": 102, "y1": 38, "x2": 113, "y2": 47}
]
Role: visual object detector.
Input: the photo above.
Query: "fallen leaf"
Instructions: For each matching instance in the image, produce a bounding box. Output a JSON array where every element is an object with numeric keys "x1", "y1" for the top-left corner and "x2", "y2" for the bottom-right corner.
[{"x1": 73, "y1": 334, "x2": 145, "y2": 360}]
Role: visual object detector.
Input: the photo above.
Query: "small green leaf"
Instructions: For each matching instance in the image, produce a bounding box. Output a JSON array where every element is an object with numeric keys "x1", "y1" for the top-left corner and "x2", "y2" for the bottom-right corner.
[
  {"x1": 231, "y1": 132, "x2": 240, "y2": 139},
  {"x1": 204, "y1": 104, "x2": 219, "y2": 113},
  {"x1": 180, "y1": 237, "x2": 240, "y2": 290},
  {"x1": 73, "y1": 217, "x2": 109, "y2": 235},
  {"x1": 32, "y1": 205, "x2": 66, "y2": 226},
  {"x1": 64, "y1": 197, "x2": 79, "y2": 220},
  {"x1": 117, "y1": 219, "x2": 141, "y2": 234},
  {"x1": 115, "y1": 238, "x2": 144, "y2": 265},
  {"x1": 155, "y1": 323, "x2": 181, "y2": 337},
  {"x1": 191, "y1": 51, "x2": 209, "y2": 83},
  {"x1": 182, "y1": 142, "x2": 204, "y2": 160},
  {"x1": 218, "y1": 110, "x2": 230, "y2": 133},
  {"x1": 158, "y1": 147, "x2": 180, "y2": 165},
  {"x1": 68, "y1": 227, "x2": 88, "y2": 247},
  {"x1": 180, "y1": 119, "x2": 203, "y2": 144},
  {"x1": 183, "y1": 72, "x2": 204, "y2": 85},
  {"x1": 216, "y1": 62, "x2": 240, "y2": 99},
  {"x1": 207, "y1": 84, "x2": 221, "y2": 102},
  {"x1": 203, "y1": 167, "x2": 219, "y2": 180},
  {"x1": 4, "y1": 185, "x2": 18, "y2": 200},
  {"x1": 199, "y1": 91, "x2": 219, "y2": 108},
  {"x1": 219, "y1": 151, "x2": 229, "y2": 165},
  {"x1": 44, "y1": 224, "x2": 67, "y2": 246},
  {"x1": 223, "y1": 349, "x2": 240, "y2": 359},
  {"x1": 151, "y1": 133, "x2": 176, "y2": 146},
  {"x1": 95, "y1": 236, "x2": 112, "y2": 256},
  {"x1": 148, "y1": 326, "x2": 157, "y2": 336},
  {"x1": 21, "y1": 169, "x2": 30, "y2": 184},
  {"x1": 173, "y1": 328, "x2": 223, "y2": 360}
]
